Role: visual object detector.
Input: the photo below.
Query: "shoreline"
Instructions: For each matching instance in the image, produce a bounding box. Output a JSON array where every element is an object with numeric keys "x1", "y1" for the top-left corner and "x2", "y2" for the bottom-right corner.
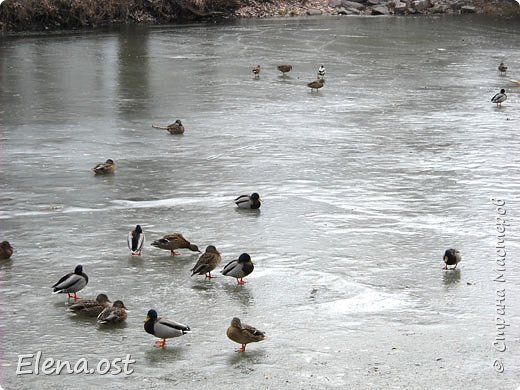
[{"x1": 0, "y1": 0, "x2": 519, "y2": 33}]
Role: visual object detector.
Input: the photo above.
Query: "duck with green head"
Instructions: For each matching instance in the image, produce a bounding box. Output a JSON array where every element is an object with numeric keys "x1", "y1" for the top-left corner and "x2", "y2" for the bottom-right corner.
[
  {"x1": 52, "y1": 265, "x2": 88, "y2": 300},
  {"x1": 221, "y1": 253, "x2": 254, "y2": 285},
  {"x1": 144, "y1": 309, "x2": 190, "y2": 348}
]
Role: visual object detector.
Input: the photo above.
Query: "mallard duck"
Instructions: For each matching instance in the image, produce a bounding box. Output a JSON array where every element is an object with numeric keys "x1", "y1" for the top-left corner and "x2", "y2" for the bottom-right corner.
[
  {"x1": 498, "y1": 62, "x2": 508, "y2": 74},
  {"x1": 234, "y1": 193, "x2": 261, "y2": 209},
  {"x1": 152, "y1": 120, "x2": 185, "y2": 135},
  {"x1": 144, "y1": 309, "x2": 190, "y2": 348},
  {"x1": 491, "y1": 89, "x2": 507, "y2": 107},
  {"x1": 317, "y1": 65, "x2": 326, "y2": 79},
  {"x1": 226, "y1": 317, "x2": 266, "y2": 352},
  {"x1": 151, "y1": 233, "x2": 200, "y2": 256},
  {"x1": 307, "y1": 78, "x2": 325, "y2": 92},
  {"x1": 127, "y1": 225, "x2": 145, "y2": 256},
  {"x1": 221, "y1": 253, "x2": 254, "y2": 285},
  {"x1": 443, "y1": 248, "x2": 461, "y2": 270},
  {"x1": 92, "y1": 159, "x2": 116, "y2": 175},
  {"x1": 97, "y1": 300, "x2": 128, "y2": 324},
  {"x1": 252, "y1": 65, "x2": 261, "y2": 79},
  {"x1": 52, "y1": 265, "x2": 88, "y2": 300},
  {"x1": 68, "y1": 294, "x2": 111, "y2": 317},
  {"x1": 0, "y1": 241, "x2": 14, "y2": 260},
  {"x1": 191, "y1": 245, "x2": 221, "y2": 279},
  {"x1": 278, "y1": 64, "x2": 293, "y2": 76}
]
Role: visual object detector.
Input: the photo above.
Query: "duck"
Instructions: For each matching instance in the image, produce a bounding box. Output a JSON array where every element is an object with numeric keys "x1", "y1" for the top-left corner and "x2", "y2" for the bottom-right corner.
[
  {"x1": 191, "y1": 245, "x2": 221, "y2": 279},
  {"x1": 277, "y1": 64, "x2": 293, "y2": 76},
  {"x1": 252, "y1": 65, "x2": 261, "y2": 79},
  {"x1": 498, "y1": 62, "x2": 508, "y2": 75},
  {"x1": 234, "y1": 193, "x2": 261, "y2": 209},
  {"x1": 317, "y1": 65, "x2": 326, "y2": 79},
  {"x1": 443, "y1": 248, "x2": 461, "y2": 270},
  {"x1": 226, "y1": 317, "x2": 266, "y2": 352},
  {"x1": 152, "y1": 120, "x2": 185, "y2": 135},
  {"x1": 0, "y1": 241, "x2": 14, "y2": 260},
  {"x1": 92, "y1": 159, "x2": 116, "y2": 175},
  {"x1": 307, "y1": 78, "x2": 325, "y2": 92},
  {"x1": 151, "y1": 233, "x2": 200, "y2": 256},
  {"x1": 97, "y1": 300, "x2": 128, "y2": 324},
  {"x1": 68, "y1": 294, "x2": 111, "y2": 317},
  {"x1": 127, "y1": 225, "x2": 145, "y2": 256},
  {"x1": 52, "y1": 265, "x2": 88, "y2": 300},
  {"x1": 221, "y1": 253, "x2": 254, "y2": 285},
  {"x1": 144, "y1": 309, "x2": 190, "y2": 348},
  {"x1": 491, "y1": 89, "x2": 507, "y2": 107}
]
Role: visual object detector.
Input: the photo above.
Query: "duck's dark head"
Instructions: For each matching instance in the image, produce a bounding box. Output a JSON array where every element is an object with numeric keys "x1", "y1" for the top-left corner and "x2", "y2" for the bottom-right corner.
[
  {"x1": 175, "y1": 120, "x2": 182, "y2": 125},
  {"x1": 112, "y1": 300, "x2": 127, "y2": 309},
  {"x1": 251, "y1": 193, "x2": 260, "y2": 200},
  {"x1": 189, "y1": 244, "x2": 201, "y2": 253},
  {"x1": 238, "y1": 253, "x2": 251, "y2": 264},
  {"x1": 205, "y1": 245, "x2": 218, "y2": 254},
  {"x1": 500, "y1": 89, "x2": 506, "y2": 94},
  {"x1": 96, "y1": 294, "x2": 111, "y2": 304},
  {"x1": 106, "y1": 159, "x2": 114, "y2": 165},
  {"x1": 230, "y1": 317, "x2": 242, "y2": 327},
  {"x1": 146, "y1": 309, "x2": 158, "y2": 322},
  {"x1": 74, "y1": 265, "x2": 83, "y2": 275},
  {"x1": 135, "y1": 225, "x2": 142, "y2": 234},
  {"x1": 0, "y1": 241, "x2": 12, "y2": 250}
]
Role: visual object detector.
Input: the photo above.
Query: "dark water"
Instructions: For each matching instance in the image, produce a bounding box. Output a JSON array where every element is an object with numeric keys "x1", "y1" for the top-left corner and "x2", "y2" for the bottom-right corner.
[{"x1": 1, "y1": 15, "x2": 520, "y2": 389}]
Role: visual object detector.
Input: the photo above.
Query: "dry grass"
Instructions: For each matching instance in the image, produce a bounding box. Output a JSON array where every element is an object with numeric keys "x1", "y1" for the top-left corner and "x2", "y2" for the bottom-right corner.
[{"x1": 0, "y1": 0, "x2": 242, "y2": 31}]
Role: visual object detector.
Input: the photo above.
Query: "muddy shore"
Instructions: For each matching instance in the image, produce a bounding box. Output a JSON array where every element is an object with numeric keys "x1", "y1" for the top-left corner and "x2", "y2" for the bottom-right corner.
[{"x1": 0, "y1": 0, "x2": 519, "y2": 32}]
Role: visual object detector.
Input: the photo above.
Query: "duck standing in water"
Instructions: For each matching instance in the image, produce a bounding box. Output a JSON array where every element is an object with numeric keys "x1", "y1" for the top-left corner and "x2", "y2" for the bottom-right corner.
[
  {"x1": 92, "y1": 159, "x2": 116, "y2": 175},
  {"x1": 144, "y1": 309, "x2": 190, "y2": 348},
  {"x1": 191, "y1": 245, "x2": 221, "y2": 279},
  {"x1": 234, "y1": 193, "x2": 261, "y2": 209},
  {"x1": 68, "y1": 294, "x2": 111, "y2": 317},
  {"x1": 307, "y1": 78, "x2": 325, "y2": 93},
  {"x1": 221, "y1": 253, "x2": 254, "y2": 285},
  {"x1": 151, "y1": 233, "x2": 200, "y2": 256},
  {"x1": 277, "y1": 64, "x2": 293, "y2": 77},
  {"x1": 491, "y1": 89, "x2": 507, "y2": 107},
  {"x1": 97, "y1": 300, "x2": 128, "y2": 324},
  {"x1": 498, "y1": 62, "x2": 508, "y2": 75},
  {"x1": 443, "y1": 249, "x2": 461, "y2": 270},
  {"x1": 0, "y1": 241, "x2": 14, "y2": 260},
  {"x1": 252, "y1": 65, "x2": 261, "y2": 79},
  {"x1": 152, "y1": 120, "x2": 185, "y2": 135},
  {"x1": 226, "y1": 317, "x2": 266, "y2": 352},
  {"x1": 52, "y1": 265, "x2": 89, "y2": 300},
  {"x1": 127, "y1": 225, "x2": 145, "y2": 256}
]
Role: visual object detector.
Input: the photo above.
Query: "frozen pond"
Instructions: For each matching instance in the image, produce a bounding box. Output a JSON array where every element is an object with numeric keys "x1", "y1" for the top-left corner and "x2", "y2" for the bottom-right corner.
[{"x1": 1, "y1": 14, "x2": 520, "y2": 389}]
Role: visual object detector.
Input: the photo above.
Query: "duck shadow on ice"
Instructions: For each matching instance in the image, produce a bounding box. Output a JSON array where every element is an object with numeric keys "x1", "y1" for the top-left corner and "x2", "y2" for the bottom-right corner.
[
  {"x1": 443, "y1": 268, "x2": 461, "y2": 286},
  {"x1": 234, "y1": 208, "x2": 261, "y2": 218}
]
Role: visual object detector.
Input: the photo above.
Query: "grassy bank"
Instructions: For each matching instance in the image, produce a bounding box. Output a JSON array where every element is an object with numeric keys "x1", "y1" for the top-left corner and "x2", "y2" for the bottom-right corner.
[{"x1": 0, "y1": 0, "x2": 241, "y2": 32}]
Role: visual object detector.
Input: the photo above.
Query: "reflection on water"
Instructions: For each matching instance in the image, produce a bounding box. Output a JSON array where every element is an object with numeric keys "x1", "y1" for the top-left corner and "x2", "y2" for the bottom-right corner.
[
  {"x1": 443, "y1": 269, "x2": 461, "y2": 286},
  {"x1": 1, "y1": 15, "x2": 520, "y2": 390}
]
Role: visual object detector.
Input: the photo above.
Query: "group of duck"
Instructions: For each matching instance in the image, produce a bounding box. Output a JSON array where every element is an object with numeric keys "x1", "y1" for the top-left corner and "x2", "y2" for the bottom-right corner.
[
  {"x1": 252, "y1": 64, "x2": 326, "y2": 92},
  {"x1": 44, "y1": 189, "x2": 265, "y2": 351},
  {"x1": 491, "y1": 62, "x2": 520, "y2": 107}
]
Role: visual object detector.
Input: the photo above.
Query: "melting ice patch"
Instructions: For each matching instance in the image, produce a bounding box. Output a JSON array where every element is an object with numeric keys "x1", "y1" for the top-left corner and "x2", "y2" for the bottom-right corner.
[{"x1": 317, "y1": 288, "x2": 410, "y2": 314}]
